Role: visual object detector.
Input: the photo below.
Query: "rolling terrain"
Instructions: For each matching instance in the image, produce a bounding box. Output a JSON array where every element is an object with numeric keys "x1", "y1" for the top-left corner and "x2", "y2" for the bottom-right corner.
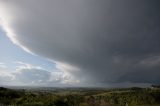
[{"x1": 0, "y1": 87, "x2": 160, "y2": 106}]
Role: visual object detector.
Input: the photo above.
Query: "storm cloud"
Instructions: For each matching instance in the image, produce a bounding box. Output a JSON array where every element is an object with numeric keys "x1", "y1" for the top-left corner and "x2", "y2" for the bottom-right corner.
[{"x1": 0, "y1": 0, "x2": 160, "y2": 86}]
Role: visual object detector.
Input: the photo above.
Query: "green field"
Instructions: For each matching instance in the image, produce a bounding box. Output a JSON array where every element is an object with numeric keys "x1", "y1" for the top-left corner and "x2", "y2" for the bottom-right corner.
[{"x1": 0, "y1": 87, "x2": 160, "y2": 106}]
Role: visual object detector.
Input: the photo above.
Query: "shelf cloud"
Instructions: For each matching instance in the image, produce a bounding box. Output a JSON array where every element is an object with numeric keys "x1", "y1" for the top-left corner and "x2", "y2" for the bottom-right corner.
[{"x1": 0, "y1": 0, "x2": 160, "y2": 86}]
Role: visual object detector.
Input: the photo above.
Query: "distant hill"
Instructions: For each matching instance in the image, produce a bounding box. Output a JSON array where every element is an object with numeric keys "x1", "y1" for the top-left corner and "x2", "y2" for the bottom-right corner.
[{"x1": 151, "y1": 85, "x2": 160, "y2": 88}]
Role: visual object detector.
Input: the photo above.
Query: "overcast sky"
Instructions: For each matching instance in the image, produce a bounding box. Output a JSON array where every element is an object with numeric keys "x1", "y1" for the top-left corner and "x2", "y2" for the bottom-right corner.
[{"x1": 0, "y1": 0, "x2": 160, "y2": 87}]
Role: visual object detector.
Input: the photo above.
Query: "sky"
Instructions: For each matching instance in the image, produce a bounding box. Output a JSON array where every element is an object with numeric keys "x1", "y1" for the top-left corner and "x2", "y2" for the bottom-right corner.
[{"x1": 0, "y1": 0, "x2": 160, "y2": 87}]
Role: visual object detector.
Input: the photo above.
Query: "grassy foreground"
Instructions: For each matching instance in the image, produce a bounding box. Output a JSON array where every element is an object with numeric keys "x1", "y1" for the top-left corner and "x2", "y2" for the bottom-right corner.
[{"x1": 0, "y1": 87, "x2": 160, "y2": 106}]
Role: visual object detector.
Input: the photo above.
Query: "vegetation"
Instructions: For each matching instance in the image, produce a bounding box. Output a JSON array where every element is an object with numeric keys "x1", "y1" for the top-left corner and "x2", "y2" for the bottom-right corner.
[{"x1": 0, "y1": 87, "x2": 160, "y2": 106}]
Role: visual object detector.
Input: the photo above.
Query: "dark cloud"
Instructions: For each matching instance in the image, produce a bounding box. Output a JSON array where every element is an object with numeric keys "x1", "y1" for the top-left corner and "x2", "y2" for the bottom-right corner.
[{"x1": 1, "y1": 0, "x2": 160, "y2": 86}]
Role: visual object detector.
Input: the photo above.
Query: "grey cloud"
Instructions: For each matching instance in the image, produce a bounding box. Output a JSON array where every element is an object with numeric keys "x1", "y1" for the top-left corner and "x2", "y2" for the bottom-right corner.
[{"x1": 1, "y1": 0, "x2": 160, "y2": 86}]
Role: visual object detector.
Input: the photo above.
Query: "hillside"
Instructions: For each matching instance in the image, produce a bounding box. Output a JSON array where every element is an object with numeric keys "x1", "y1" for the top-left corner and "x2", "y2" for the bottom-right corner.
[{"x1": 0, "y1": 87, "x2": 160, "y2": 106}]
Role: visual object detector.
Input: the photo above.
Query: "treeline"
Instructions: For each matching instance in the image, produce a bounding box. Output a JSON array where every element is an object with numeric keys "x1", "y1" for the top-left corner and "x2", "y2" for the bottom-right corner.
[{"x1": 0, "y1": 87, "x2": 160, "y2": 106}]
